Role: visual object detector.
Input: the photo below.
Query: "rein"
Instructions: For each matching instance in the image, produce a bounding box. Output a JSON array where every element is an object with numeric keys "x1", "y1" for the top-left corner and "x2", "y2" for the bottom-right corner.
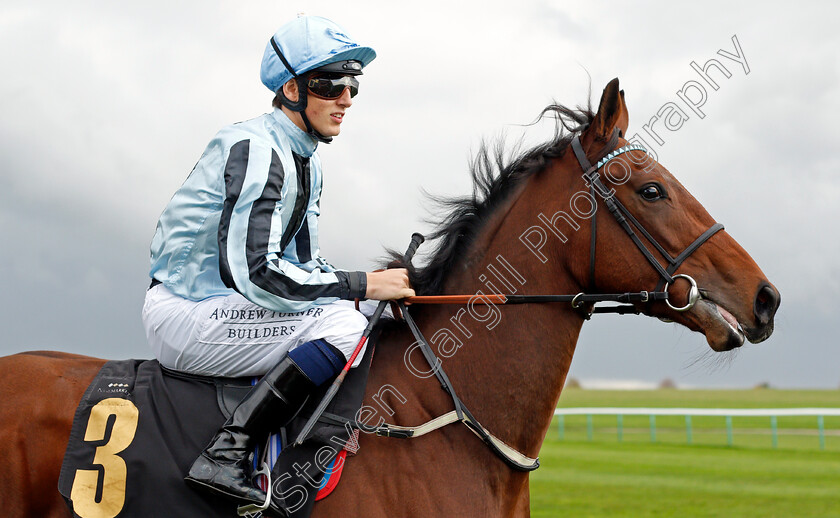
[{"x1": 358, "y1": 130, "x2": 725, "y2": 473}]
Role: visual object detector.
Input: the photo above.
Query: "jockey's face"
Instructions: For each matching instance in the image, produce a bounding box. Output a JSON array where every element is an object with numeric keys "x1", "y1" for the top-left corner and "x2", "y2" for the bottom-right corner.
[
  {"x1": 304, "y1": 84, "x2": 353, "y2": 138},
  {"x1": 281, "y1": 78, "x2": 354, "y2": 138}
]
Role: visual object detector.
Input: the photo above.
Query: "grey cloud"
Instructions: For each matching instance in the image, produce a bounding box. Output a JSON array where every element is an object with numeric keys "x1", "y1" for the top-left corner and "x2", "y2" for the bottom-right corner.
[{"x1": 2, "y1": 1, "x2": 838, "y2": 388}]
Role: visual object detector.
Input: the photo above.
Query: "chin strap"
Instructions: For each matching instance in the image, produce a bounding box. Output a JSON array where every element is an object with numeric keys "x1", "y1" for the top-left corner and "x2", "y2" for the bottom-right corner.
[{"x1": 300, "y1": 115, "x2": 334, "y2": 144}]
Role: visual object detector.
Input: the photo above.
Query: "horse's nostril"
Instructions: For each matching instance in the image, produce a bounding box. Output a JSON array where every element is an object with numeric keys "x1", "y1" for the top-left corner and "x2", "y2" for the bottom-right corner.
[{"x1": 754, "y1": 283, "x2": 780, "y2": 326}]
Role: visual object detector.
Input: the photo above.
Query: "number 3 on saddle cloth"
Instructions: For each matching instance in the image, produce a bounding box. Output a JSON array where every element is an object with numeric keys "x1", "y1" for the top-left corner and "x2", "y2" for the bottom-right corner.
[{"x1": 57, "y1": 331, "x2": 377, "y2": 518}]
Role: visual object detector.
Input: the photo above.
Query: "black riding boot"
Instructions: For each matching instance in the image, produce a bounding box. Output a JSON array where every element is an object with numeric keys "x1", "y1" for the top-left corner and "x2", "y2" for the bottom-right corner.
[{"x1": 185, "y1": 354, "x2": 316, "y2": 505}]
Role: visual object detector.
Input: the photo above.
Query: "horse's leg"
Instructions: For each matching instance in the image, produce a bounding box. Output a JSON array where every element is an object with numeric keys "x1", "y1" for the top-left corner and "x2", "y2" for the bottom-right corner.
[{"x1": 0, "y1": 351, "x2": 104, "y2": 517}]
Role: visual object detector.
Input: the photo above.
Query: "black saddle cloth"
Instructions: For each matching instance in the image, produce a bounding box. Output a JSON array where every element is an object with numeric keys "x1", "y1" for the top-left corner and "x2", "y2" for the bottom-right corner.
[{"x1": 58, "y1": 336, "x2": 375, "y2": 518}]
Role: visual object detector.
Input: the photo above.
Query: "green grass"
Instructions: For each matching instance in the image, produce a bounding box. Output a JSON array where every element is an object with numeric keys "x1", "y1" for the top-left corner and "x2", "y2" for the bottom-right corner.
[{"x1": 529, "y1": 389, "x2": 840, "y2": 517}]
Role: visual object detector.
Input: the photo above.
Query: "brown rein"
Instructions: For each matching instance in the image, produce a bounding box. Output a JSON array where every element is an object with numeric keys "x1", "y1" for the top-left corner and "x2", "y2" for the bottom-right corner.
[{"x1": 405, "y1": 294, "x2": 508, "y2": 305}]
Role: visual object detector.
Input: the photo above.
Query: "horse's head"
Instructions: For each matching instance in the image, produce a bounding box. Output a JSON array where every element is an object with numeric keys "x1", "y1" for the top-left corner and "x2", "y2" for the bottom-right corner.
[{"x1": 572, "y1": 78, "x2": 780, "y2": 351}]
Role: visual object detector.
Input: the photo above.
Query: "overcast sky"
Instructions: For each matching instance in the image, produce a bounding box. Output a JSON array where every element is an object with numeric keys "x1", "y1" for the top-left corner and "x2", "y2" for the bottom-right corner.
[{"x1": 1, "y1": 1, "x2": 838, "y2": 389}]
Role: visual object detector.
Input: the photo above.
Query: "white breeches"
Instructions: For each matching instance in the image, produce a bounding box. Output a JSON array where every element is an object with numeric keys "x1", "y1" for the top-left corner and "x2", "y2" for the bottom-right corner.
[{"x1": 142, "y1": 284, "x2": 369, "y2": 377}]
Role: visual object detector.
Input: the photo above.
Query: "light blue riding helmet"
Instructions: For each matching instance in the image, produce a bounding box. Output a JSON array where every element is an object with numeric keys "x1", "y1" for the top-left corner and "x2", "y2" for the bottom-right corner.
[
  {"x1": 260, "y1": 16, "x2": 376, "y2": 143},
  {"x1": 260, "y1": 15, "x2": 376, "y2": 94}
]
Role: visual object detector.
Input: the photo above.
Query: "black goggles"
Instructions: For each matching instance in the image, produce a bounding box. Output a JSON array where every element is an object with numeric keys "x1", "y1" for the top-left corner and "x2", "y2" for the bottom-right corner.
[{"x1": 306, "y1": 75, "x2": 359, "y2": 99}]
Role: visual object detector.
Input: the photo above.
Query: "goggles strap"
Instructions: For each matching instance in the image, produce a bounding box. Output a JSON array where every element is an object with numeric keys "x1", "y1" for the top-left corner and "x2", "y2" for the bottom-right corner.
[
  {"x1": 270, "y1": 37, "x2": 298, "y2": 79},
  {"x1": 269, "y1": 37, "x2": 307, "y2": 112}
]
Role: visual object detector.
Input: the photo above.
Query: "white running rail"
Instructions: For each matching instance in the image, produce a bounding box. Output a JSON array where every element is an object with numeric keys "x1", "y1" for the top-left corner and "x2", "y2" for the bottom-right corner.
[
  {"x1": 552, "y1": 407, "x2": 840, "y2": 449},
  {"x1": 554, "y1": 407, "x2": 840, "y2": 416}
]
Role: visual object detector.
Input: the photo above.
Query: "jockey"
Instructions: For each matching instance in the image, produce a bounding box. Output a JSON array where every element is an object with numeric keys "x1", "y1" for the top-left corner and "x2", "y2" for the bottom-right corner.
[{"x1": 142, "y1": 15, "x2": 414, "y2": 506}]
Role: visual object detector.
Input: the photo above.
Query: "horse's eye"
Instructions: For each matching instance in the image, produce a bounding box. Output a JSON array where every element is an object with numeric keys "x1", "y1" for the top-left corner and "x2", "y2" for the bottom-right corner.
[{"x1": 639, "y1": 183, "x2": 666, "y2": 201}]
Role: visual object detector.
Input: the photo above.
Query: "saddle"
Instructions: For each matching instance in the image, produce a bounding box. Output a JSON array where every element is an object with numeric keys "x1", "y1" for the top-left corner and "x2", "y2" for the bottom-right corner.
[{"x1": 57, "y1": 333, "x2": 376, "y2": 518}]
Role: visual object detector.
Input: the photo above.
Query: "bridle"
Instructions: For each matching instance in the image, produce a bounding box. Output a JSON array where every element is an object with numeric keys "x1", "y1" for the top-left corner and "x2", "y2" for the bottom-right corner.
[
  {"x1": 405, "y1": 128, "x2": 725, "y2": 316},
  {"x1": 569, "y1": 128, "x2": 725, "y2": 315},
  {"x1": 341, "y1": 128, "x2": 726, "y2": 473}
]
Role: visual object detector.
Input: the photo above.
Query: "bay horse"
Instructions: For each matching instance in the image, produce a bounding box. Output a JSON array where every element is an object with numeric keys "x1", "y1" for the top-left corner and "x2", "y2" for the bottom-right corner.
[{"x1": 0, "y1": 78, "x2": 779, "y2": 517}]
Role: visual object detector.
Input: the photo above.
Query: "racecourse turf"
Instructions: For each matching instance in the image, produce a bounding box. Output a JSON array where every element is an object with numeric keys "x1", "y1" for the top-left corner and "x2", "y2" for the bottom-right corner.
[{"x1": 529, "y1": 389, "x2": 840, "y2": 517}]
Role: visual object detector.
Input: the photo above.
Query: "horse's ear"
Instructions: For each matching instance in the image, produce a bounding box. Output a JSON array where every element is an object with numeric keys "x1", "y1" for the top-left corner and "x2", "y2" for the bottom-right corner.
[
  {"x1": 617, "y1": 89, "x2": 629, "y2": 136},
  {"x1": 584, "y1": 78, "x2": 629, "y2": 143}
]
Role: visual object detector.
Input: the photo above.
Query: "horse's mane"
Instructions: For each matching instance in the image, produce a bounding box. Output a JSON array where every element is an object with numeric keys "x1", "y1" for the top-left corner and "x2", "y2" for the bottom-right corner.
[{"x1": 391, "y1": 100, "x2": 595, "y2": 295}]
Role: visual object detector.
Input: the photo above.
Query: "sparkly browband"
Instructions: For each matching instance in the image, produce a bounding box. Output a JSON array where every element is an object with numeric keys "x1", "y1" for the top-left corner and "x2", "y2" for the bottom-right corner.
[{"x1": 594, "y1": 143, "x2": 647, "y2": 170}]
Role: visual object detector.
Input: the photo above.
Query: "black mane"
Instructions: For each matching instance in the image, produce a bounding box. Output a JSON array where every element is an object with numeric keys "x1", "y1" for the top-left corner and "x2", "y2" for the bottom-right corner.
[{"x1": 392, "y1": 101, "x2": 595, "y2": 295}]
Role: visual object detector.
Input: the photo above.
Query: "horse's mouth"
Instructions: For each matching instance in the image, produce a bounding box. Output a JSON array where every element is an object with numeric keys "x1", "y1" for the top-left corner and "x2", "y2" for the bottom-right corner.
[
  {"x1": 701, "y1": 298, "x2": 746, "y2": 351},
  {"x1": 658, "y1": 296, "x2": 746, "y2": 352}
]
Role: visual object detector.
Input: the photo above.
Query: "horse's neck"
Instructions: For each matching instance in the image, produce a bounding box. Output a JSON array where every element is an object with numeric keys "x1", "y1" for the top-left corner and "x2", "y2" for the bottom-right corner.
[
  {"x1": 406, "y1": 167, "x2": 589, "y2": 457},
  {"x1": 358, "y1": 160, "x2": 587, "y2": 512}
]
